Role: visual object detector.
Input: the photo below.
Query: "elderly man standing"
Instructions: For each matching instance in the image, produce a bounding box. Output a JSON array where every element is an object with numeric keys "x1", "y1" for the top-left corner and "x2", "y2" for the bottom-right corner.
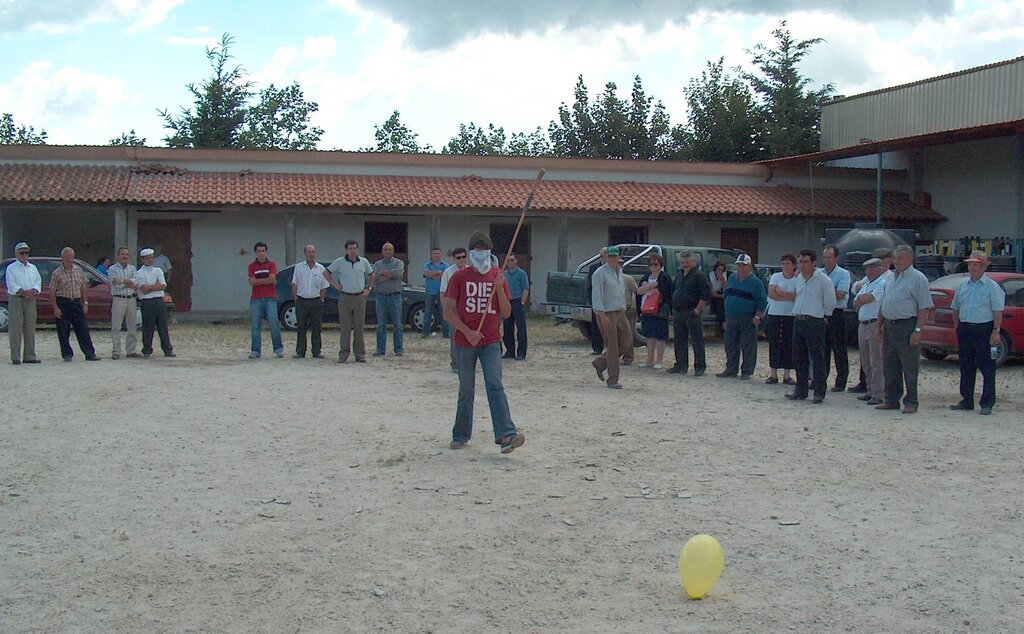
[
  {"x1": 291, "y1": 244, "x2": 330, "y2": 359},
  {"x1": 135, "y1": 247, "x2": 175, "y2": 358},
  {"x1": 669, "y1": 251, "x2": 711, "y2": 376},
  {"x1": 852, "y1": 258, "x2": 887, "y2": 405},
  {"x1": 373, "y1": 242, "x2": 405, "y2": 357},
  {"x1": 108, "y1": 245, "x2": 140, "y2": 359},
  {"x1": 591, "y1": 246, "x2": 632, "y2": 389},
  {"x1": 849, "y1": 247, "x2": 895, "y2": 394},
  {"x1": 787, "y1": 249, "x2": 836, "y2": 403},
  {"x1": 586, "y1": 247, "x2": 609, "y2": 355},
  {"x1": 718, "y1": 254, "x2": 766, "y2": 379},
  {"x1": 328, "y1": 239, "x2": 375, "y2": 363},
  {"x1": 821, "y1": 245, "x2": 851, "y2": 392},
  {"x1": 877, "y1": 245, "x2": 933, "y2": 414},
  {"x1": 5, "y1": 242, "x2": 42, "y2": 365},
  {"x1": 501, "y1": 253, "x2": 531, "y2": 360},
  {"x1": 49, "y1": 247, "x2": 100, "y2": 362},
  {"x1": 949, "y1": 250, "x2": 1005, "y2": 415}
]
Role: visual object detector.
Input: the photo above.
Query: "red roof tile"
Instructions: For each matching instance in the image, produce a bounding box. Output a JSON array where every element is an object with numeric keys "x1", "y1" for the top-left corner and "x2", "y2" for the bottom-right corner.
[{"x1": 0, "y1": 163, "x2": 942, "y2": 222}]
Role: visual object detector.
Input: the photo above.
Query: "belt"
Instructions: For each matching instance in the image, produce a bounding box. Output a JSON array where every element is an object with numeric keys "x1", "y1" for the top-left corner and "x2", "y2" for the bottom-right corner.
[
  {"x1": 297, "y1": 296, "x2": 322, "y2": 300},
  {"x1": 887, "y1": 317, "x2": 915, "y2": 324},
  {"x1": 860, "y1": 318, "x2": 877, "y2": 325},
  {"x1": 377, "y1": 292, "x2": 400, "y2": 296},
  {"x1": 341, "y1": 291, "x2": 365, "y2": 296},
  {"x1": 113, "y1": 294, "x2": 135, "y2": 299},
  {"x1": 56, "y1": 296, "x2": 81, "y2": 301},
  {"x1": 794, "y1": 315, "x2": 823, "y2": 321}
]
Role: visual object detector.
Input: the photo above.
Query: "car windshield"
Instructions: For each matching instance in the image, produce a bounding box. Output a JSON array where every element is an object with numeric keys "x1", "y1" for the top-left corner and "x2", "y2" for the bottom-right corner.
[{"x1": 930, "y1": 274, "x2": 969, "y2": 290}]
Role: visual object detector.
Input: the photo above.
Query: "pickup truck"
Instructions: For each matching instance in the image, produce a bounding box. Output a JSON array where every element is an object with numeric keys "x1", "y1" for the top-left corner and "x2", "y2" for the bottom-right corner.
[{"x1": 543, "y1": 244, "x2": 744, "y2": 339}]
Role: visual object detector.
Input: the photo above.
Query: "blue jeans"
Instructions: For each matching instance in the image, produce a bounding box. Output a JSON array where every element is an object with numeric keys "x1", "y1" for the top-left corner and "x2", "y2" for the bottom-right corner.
[
  {"x1": 250, "y1": 298, "x2": 283, "y2": 355},
  {"x1": 422, "y1": 293, "x2": 449, "y2": 337},
  {"x1": 375, "y1": 293, "x2": 404, "y2": 354},
  {"x1": 453, "y1": 342, "x2": 517, "y2": 443}
]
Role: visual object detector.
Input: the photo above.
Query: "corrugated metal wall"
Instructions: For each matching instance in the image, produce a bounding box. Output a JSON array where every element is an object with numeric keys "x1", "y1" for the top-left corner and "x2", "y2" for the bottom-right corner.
[{"x1": 822, "y1": 57, "x2": 1024, "y2": 150}]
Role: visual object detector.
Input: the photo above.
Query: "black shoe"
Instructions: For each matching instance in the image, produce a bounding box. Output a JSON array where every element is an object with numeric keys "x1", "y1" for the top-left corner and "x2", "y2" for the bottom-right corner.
[
  {"x1": 515, "y1": 356, "x2": 526, "y2": 361},
  {"x1": 312, "y1": 353, "x2": 325, "y2": 359},
  {"x1": 830, "y1": 386, "x2": 845, "y2": 393},
  {"x1": 164, "y1": 352, "x2": 176, "y2": 358},
  {"x1": 293, "y1": 353, "x2": 305, "y2": 359},
  {"x1": 785, "y1": 392, "x2": 807, "y2": 400},
  {"x1": 373, "y1": 351, "x2": 384, "y2": 357},
  {"x1": 355, "y1": 357, "x2": 366, "y2": 363},
  {"x1": 739, "y1": 374, "x2": 751, "y2": 380},
  {"x1": 63, "y1": 357, "x2": 73, "y2": 362},
  {"x1": 25, "y1": 359, "x2": 41, "y2": 364},
  {"x1": 949, "y1": 402, "x2": 974, "y2": 411},
  {"x1": 812, "y1": 396, "x2": 825, "y2": 404},
  {"x1": 979, "y1": 407, "x2": 992, "y2": 415},
  {"x1": 85, "y1": 355, "x2": 101, "y2": 361},
  {"x1": 502, "y1": 353, "x2": 515, "y2": 359},
  {"x1": 716, "y1": 372, "x2": 737, "y2": 378},
  {"x1": 857, "y1": 394, "x2": 872, "y2": 401},
  {"x1": 11, "y1": 360, "x2": 21, "y2": 365},
  {"x1": 693, "y1": 370, "x2": 704, "y2": 377},
  {"x1": 668, "y1": 366, "x2": 686, "y2": 374},
  {"x1": 847, "y1": 385, "x2": 868, "y2": 394}
]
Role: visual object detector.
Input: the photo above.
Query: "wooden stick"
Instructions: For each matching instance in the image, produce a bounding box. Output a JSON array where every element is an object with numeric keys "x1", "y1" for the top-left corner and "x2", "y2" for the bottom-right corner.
[{"x1": 475, "y1": 169, "x2": 546, "y2": 333}]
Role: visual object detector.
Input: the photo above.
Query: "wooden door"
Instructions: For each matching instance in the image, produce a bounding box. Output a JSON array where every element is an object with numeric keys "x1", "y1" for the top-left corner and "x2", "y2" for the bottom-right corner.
[
  {"x1": 364, "y1": 221, "x2": 409, "y2": 282},
  {"x1": 490, "y1": 223, "x2": 532, "y2": 278},
  {"x1": 138, "y1": 219, "x2": 192, "y2": 311},
  {"x1": 720, "y1": 228, "x2": 759, "y2": 263}
]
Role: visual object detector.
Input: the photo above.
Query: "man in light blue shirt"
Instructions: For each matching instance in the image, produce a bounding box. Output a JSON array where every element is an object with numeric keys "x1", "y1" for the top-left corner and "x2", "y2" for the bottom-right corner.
[
  {"x1": 949, "y1": 250, "x2": 1005, "y2": 415},
  {"x1": 821, "y1": 244, "x2": 851, "y2": 391},
  {"x1": 501, "y1": 254, "x2": 530, "y2": 360},
  {"x1": 422, "y1": 248, "x2": 449, "y2": 338}
]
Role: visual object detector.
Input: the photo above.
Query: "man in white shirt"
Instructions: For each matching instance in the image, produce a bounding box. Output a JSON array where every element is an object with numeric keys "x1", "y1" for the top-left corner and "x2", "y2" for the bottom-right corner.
[
  {"x1": 152, "y1": 244, "x2": 172, "y2": 283},
  {"x1": 328, "y1": 239, "x2": 375, "y2": 363},
  {"x1": 852, "y1": 258, "x2": 887, "y2": 405},
  {"x1": 439, "y1": 247, "x2": 468, "y2": 373},
  {"x1": 291, "y1": 244, "x2": 331, "y2": 359},
  {"x1": 5, "y1": 241, "x2": 42, "y2": 365},
  {"x1": 787, "y1": 248, "x2": 836, "y2": 404},
  {"x1": 134, "y1": 247, "x2": 175, "y2": 358},
  {"x1": 108, "y1": 245, "x2": 140, "y2": 359}
]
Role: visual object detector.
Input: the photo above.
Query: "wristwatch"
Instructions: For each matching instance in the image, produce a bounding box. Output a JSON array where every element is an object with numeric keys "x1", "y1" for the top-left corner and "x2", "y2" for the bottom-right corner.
[{"x1": 913, "y1": 327, "x2": 921, "y2": 332}]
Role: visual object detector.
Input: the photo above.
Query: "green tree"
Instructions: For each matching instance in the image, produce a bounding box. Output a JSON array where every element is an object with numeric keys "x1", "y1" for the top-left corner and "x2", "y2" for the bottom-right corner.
[
  {"x1": 680, "y1": 58, "x2": 761, "y2": 162},
  {"x1": 1, "y1": 113, "x2": 47, "y2": 144},
  {"x1": 108, "y1": 130, "x2": 147, "y2": 146},
  {"x1": 506, "y1": 127, "x2": 552, "y2": 157},
  {"x1": 363, "y1": 110, "x2": 431, "y2": 153},
  {"x1": 741, "y1": 21, "x2": 834, "y2": 158},
  {"x1": 442, "y1": 123, "x2": 551, "y2": 156},
  {"x1": 548, "y1": 75, "x2": 676, "y2": 160},
  {"x1": 238, "y1": 82, "x2": 324, "y2": 150},
  {"x1": 159, "y1": 33, "x2": 253, "y2": 148}
]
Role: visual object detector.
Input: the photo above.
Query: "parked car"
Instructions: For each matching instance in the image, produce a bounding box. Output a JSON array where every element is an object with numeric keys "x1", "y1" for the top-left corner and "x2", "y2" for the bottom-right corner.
[
  {"x1": 274, "y1": 263, "x2": 428, "y2": 332},
  {"x1": 919, "y1": 272, "x2": 1024, "y2": 366},
  {"x1": 0, "y1": 256, "x2": 174, "y2": 332}
]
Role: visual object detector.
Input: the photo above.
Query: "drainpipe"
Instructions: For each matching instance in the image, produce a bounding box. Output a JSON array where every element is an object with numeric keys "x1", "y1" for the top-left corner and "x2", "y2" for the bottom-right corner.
[{"x1": 876, "y1": 151, "x2": 883, "y2": 225}]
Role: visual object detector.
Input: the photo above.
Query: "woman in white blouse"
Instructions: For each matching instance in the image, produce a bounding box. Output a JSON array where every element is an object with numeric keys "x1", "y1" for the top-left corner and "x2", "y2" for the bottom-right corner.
[{"x1": 765, "y1": 253, "x2": 799, "y2": 384}]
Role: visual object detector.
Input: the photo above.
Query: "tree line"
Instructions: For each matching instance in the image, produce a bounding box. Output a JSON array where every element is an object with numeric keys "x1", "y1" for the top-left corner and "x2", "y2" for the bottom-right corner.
[{"x1": 1, "y1": 21, "x2": 833, "y2": 162}]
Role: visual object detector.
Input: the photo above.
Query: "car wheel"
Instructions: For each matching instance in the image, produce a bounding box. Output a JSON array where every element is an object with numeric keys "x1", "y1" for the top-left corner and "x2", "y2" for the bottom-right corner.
[
  {"x1": 0, "y1": 302, "x2": 9, "y2": 333},
  {"x1": 577, "y1": 320, "x2": 594, "y2": 340},
  {"x1": 994, "y1": 331, "x2": 1010, "y2": 367},
  {"x1": 921, "y1": 349, "x2": 948, "y2": 361},
  {"x1": 279, "y1": 302, "x2": 298, "y2": 331},
  {"x1": 408, "y1": 302, "x2": 425, "y2": 333}
]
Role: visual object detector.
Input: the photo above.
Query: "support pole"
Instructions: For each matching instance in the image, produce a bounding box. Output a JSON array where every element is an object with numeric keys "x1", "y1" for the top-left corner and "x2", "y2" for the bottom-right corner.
[
  {"x1": 876, "y1": 152, "x2": 883, "y2": 225},
  {"x1": 556, "y1": 216, "x2": 569, "y2": 272},
  {"x1": 430, "y1": 213, "x2": 441, "y2": 250},
  {"x1": 285, "y1": 211, "x2": 297, "y2": 266}
]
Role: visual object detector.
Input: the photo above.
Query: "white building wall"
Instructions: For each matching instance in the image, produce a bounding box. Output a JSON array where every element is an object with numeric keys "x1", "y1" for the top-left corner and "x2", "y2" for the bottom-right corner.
[{"x1": 924, "y1": 136, "x2": 1020, "y2": 239}]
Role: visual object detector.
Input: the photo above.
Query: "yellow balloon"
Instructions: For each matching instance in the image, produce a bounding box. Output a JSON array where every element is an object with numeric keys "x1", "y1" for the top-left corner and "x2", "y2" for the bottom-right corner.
[{"x1": 678, "y1": 534, "x2": 725, "y2": 600}]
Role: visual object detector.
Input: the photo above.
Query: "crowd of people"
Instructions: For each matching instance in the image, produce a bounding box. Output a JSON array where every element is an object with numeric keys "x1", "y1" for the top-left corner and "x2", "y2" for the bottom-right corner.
[{"x1": 587, "y1": 244, "x2": 1005, "y2": 415}]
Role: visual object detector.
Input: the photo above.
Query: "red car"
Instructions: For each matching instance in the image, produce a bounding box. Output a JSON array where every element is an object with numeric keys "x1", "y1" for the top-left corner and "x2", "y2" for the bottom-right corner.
[
  {"x1": 0, "y1": 256, "x2": 173, "y2": 333},
  {"x1": 920, "y1": 272, "x2": 1024, "y2": 367}
]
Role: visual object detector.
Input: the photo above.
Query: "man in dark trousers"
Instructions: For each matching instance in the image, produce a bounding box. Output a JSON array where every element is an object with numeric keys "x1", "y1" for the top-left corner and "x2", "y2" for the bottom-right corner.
[
  {"x1": 949, "y1": 250, "x2": 1005, "y2": 415},
  {"x1": 787, "y1": 249, "x2": 836, "y2": 403},
  {"x1": 821, "y1": 245, "x2": 851, "y2": 392},
  {"x1": 668, "y1": 251, "x2": 710, "y2": 376},
  {"x1": 49, "y1": 246, "x2": 100, "y2": 362}
]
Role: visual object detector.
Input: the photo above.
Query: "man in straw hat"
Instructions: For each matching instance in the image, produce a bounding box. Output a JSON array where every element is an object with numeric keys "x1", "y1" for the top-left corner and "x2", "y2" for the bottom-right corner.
[{"x1": 948, "y1": 250, "x2": 1005, "y2": 415}]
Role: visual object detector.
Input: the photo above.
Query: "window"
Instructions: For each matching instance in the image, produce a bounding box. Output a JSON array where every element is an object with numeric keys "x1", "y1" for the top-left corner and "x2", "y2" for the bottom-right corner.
[
  {"x1": 609, "y1": 225, "x2": 648, "y2": 245},
  {"x1": 364, "y1": 222, "x2": 408, "y2": 254},
  {"x1": 1003, "y1": 280, "x2": 1024, "y2": 307},
  {"x1": 489, "y1": 223, "x2": 530, "y2": 256}
]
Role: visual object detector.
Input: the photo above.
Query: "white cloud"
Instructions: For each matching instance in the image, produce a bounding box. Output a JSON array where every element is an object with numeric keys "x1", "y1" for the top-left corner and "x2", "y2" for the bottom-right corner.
[
  {"x1": 0, "y1": 0, "x2": 182, "y2": 34},
  {"x1": 163, "y1": 35, "x2": 220, "y2": 47},
  {"x1": 252, "y1": 47, "x2": 299, "y2": 88},
  {"x1": 303, "y1": 36, "x2": 337, "y2": 60}
]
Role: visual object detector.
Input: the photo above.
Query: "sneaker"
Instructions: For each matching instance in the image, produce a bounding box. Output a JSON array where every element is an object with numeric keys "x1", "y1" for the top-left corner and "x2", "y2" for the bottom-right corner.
[
  {"x1": 499, "y1": 432, "x2": 526, "y2": 454},
  {"x1": 449, "y1": 439, "x2": 467, "y2": 449},
  {"x1": 637, "y1": 361, "x2": 648, "y2": 368},
  {"x1": 111, "y1": 352, "x2": 120, "y2": 360},
  {"x1": 652, "y1": 363, "x2": 663, "y2": 370},
  {"x1": 164, "y1": 352, "x2": 176, "y2": 358},
  {"x1": 607, "y1": 382, "x2": 623, "y2": 389},
  {"x1": 248, "y1": 352, "x2": 260, "y2": 359}
]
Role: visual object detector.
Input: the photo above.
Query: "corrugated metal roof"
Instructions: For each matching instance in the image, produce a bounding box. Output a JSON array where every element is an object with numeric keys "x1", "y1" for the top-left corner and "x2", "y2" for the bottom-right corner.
[{"x1": 822, "y1": 56, "x2": 1024, "y2": 150}]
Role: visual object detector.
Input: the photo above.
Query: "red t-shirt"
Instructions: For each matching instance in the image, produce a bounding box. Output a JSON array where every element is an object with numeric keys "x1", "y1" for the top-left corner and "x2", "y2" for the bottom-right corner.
[
  {"x1": 249, "y1": 259, "x2": 278, "y2": 299},
  {"x1": 444, "y1": 267, "x2": 510, "y2": 348}
]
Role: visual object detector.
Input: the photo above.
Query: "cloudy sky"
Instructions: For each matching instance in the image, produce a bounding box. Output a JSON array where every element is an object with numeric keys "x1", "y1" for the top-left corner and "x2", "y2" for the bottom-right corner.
[{"x1": 1, "y1": 0, "x2": 1021, "y2": 150}]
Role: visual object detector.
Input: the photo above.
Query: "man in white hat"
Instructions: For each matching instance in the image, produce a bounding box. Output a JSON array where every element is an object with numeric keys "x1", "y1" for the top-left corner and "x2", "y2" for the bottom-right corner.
[
  {"x1": 852, "y1": 258, "x2": 887, "y2": 405},
  {"x1": 5, "y1": 242, "x2": 42, "y2": 364},
  {"x1": 949, "y1": 250, "x2": 1005, "y2": 415},
  {"x1": 134, "y1": 247, "x2": 175, "y2": 358}
]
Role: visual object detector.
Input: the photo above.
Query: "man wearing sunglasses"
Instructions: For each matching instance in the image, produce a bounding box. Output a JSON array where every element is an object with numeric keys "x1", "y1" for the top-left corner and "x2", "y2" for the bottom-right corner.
[{"x1": 439, "y1": 247, "x2": 469, "y2": 373}]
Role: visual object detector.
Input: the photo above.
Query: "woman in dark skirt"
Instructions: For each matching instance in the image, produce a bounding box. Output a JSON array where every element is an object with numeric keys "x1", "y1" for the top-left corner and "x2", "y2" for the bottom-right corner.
[
  {"x1": 637, "y1": 254, "x2": 673, "y2": 369},
  {"x1": 708, "y1": 260, "x2": 728, "y2": 327},
  {"x1": 765, "y1": 253, "x2": 799, "y2": 384}
]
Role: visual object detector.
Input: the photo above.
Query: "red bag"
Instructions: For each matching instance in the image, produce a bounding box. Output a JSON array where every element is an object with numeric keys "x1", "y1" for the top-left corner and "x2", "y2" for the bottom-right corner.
[{"x1": 641, "y1": 289, "x2": 661, "y2": 315}]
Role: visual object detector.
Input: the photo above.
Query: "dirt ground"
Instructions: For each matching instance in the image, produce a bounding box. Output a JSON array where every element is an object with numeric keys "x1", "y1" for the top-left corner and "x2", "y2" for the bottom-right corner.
[{"x1": 1, "y1": 318, "x2": 1022, "y2": 633}]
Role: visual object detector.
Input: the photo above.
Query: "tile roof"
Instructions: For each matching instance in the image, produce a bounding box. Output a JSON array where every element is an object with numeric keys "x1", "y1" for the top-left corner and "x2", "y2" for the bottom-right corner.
[{"x1": 0, "y1": 163, "x2": 943, "y2": 222}]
